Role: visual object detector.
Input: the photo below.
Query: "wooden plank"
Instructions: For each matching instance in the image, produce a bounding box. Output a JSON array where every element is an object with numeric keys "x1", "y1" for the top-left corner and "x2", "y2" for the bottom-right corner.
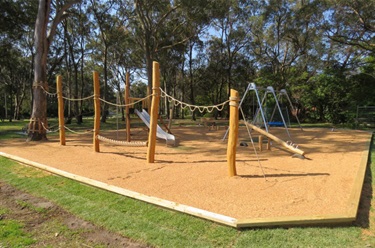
[
  {"x1": 0, "y1": 152, "x2": 237, "y2": 227},
  {"x1": 236, "y1": 214, "x2": 355, "y2": 228},
  {"x1": 242, "y1": 121, "x2": 305, "y2": 156},
  {"x1": 346, "y1": 132, "x2": 373, "y2": 217}
]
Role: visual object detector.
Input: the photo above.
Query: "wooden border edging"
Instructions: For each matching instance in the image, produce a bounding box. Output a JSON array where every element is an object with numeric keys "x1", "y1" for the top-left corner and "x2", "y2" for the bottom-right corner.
[
  {"x1": 0, "y1": 132, "x2": 371, "y2": 228},
  {"x1": 346, "y1": 132, "x2": 373, "y2": 217},
  {"x1": 0, "y1": 152, "x2": 237, "y2": 228}
]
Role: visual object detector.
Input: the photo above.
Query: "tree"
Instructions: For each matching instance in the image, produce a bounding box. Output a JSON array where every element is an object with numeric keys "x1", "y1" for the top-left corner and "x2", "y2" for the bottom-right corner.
[
  {"x1": 0, "y1": 0, "x2": 37, "y2": 121},
  {"x1": 60, "y1": 1, "x2": 92, "y2": 124},
  {"x1": 325, "y1": 0, "x2": 375, "y2": 53},
  {"x1": 28, "y1": 0, "x2": 80, "y2": 141},
  {"x1": 132, "y1": 0, "x2": 204, "y2": 100}
]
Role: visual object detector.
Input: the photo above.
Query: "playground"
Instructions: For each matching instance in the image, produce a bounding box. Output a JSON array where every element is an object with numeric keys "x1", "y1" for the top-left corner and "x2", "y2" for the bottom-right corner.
[
  {"x1": 0, "y1": 125, "x2": 371, "y2": 228},
  {"x1": 0, "y1": 62, "x2": 372, "y2": 228}
]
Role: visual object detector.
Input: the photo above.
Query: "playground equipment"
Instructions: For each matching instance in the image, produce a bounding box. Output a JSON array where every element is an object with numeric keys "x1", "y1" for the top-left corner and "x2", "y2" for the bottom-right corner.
[
  {"x1": 253, "y1": 85, "x2": 291, "y2": 139},
  {"x1": 270, "y1": 89, "x2": 303, "y2": 130},
  {"x1": 242, "y1": 121, "x2": 305, "y2": 156},
  {"x1": 135, "y1": 109, "x2": 175, "y2": 145},
  {"x1": 223, "y1": 83, "x2": 301, "y2": 138},
  {"x1": 53, "y1": 62, "x2": 304, "y2": 176},
  {"x1": 92, "y1": 71, "x2": 149, "y2": 151},
  {"x1": 221, "y1": 82, "x2": 305, "y2": 159}
]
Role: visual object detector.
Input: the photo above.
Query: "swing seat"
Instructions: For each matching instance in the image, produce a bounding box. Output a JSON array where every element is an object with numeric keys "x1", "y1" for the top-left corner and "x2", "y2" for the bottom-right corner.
[{"x1": 268, "y1": 121, "x2": 284, "y2": 127}]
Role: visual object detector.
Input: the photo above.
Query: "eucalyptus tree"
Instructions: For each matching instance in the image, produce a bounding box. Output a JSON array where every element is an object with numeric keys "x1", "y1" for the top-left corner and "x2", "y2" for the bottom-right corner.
[
  {"x1": 88, "y1": 0, "x2": 122, "y2": 122},
  {"x1": 29, "y1": 0, "x2": 80, "y2": 141},
  {"x1": 296, "y1": 0, "x2": 375, "y2": 122},
  {"x1": 248, "y1": 0, "x2": 326, "y2": 90},
  {"x1": 0, "y1": 0, "x2": 37, "y2": 121},
  {"x1": 155, "y1": 0, "x2": 212, "y2": 119},
  {"x1": 61, "y1": 1, "x2": 92, "y2": 123},
  {"x1": 208, "y1": 0, "x2": 257, "y2": 95},
  {"x1": 131, "y1": 0, "x2": 210, "y2": 100},
  {"x1": 325, "y1": 0, "x2": 375, "y2": 54}
]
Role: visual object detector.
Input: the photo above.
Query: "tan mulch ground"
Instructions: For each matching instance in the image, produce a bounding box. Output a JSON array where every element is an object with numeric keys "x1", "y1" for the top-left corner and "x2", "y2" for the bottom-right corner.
[{"x1": 0, "y1": 126, "x2": 371, "y2": 221}]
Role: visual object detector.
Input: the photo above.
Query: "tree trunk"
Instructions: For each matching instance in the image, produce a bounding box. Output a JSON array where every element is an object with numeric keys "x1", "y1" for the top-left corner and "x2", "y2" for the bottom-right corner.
[
  {"x1": 27, "y1": 0, "x2": 50, "y2": 141},
  {"x1": 188, "y1": 42, "x2": 196, "y2": 121},
  {"x1": 27, "y1": 0, "x2": 80, "y2": 140}
]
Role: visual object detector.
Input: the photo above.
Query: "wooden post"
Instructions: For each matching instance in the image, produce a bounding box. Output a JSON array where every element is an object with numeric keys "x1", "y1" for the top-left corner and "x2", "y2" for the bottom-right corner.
[
  {"x1": 56, "y1": 75, "x2": 65, "y2": 145},
  {"x1": 267, "y1": 138, "x2": 271, "y2": 150},
  {"x1": 227, "y1": 89, "x2": 239, "y2": 177},
  {"x1": 146, "y1": 87, "x2": 151, "y2": 111},
  {"x1": 147, "y1": 62, "x2": 160, "y2": 163},
  {"x1": 125, "y1": 72, "x2": 131, "y2": 142},
  {"x1": 93, "y1": 71, "x2": 101, "y2": 152},
  {"x1": 168, "y1": 106, "x2": 173, "y2": 132},
  {"x1": 259, "y1": 135, "x2": 263, "y2": 151}
]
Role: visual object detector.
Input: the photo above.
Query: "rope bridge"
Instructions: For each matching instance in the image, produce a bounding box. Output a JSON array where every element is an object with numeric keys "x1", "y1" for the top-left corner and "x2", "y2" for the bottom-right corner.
[{"x1": 97, "y1": 135, "x2": 148, "y2": 147}]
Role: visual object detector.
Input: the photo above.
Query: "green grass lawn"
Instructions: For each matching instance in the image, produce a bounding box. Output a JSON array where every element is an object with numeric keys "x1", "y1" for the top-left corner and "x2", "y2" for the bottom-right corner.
[{"x1": 0, "y1": 120, "x2": 374, "y2": 247}]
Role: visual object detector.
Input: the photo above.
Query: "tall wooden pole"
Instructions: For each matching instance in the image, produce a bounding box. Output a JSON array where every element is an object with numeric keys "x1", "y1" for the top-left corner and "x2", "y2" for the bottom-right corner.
[
  {"x1": 227, "y1": 89, "x2": 239, "y2": 177},
  {"x1": 56, "y1": 75, "x2": 65, "y2": 145},
  {"x1": 147, "y1": 62, "x2": 160, "y2": 163},
  {"x1": 125, "y1": 72, "x2": 131, "y2": 142},
  {"x1": 93, "y1": 71, "x2": 101, "y2": 152}
]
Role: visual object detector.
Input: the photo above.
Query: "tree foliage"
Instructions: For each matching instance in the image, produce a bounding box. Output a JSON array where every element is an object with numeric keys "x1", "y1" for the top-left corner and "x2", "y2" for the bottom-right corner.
[{"x1": 0, "y1": 0, "x2": 374, "y2": 135}]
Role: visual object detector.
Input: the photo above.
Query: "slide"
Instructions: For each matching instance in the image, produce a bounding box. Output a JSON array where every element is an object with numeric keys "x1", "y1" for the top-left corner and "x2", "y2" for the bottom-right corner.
[{"x1": 135, "y1": 109, "x2": 175, "y2": 146}]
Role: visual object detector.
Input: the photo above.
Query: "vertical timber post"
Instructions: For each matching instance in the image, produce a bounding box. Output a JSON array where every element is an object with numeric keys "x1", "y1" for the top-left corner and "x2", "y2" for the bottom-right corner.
[
  {"x1": 227, "y1": 89, "x2": 239, "y2": 177},
  {"x1": 56, "y1": 75, "x2": 65, "y2": 145},
  {"x1": 147, "y1": 62, "x2": 160, "y2": 163},
  {"x1": 125, "y1": 72, "x2": 131, "y2": 142},
  {"x1": 93, "y1": 71, "x2": 101, "y2": 152},
  {"x1": 259, "y1": 135, "x2": 263, "y2": 151}
]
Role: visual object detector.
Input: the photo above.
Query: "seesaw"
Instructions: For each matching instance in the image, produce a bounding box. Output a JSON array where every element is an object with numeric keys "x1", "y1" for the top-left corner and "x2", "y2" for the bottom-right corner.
[{"x1": 242, "y1": 121, "x2": 305, "y2": 157}]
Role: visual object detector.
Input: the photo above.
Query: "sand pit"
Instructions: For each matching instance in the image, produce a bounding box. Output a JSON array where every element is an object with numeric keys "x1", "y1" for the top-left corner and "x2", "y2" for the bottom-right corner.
[{"x1": 0, "y1": 126, "x2": 372, "y2": 228}]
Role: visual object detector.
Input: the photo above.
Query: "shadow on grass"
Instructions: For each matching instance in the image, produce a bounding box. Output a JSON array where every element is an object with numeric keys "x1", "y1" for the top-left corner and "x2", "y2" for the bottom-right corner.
[{"x1": 354, "y1": 135, "x2": 374, "y2": 228}]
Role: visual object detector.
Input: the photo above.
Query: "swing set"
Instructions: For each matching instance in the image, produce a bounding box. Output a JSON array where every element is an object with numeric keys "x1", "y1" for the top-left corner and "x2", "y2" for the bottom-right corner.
[{"x1": 223, "y1": 82, "x2": 305, "y2": 157}]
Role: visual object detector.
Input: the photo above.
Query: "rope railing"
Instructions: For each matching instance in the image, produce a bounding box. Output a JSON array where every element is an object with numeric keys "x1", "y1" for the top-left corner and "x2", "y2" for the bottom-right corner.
[
  {"x1": 64, "y1": 125, "x2": 93, "y2": 135},
  {"x1": 62, "y1": 95, "x2": 95, "y2": 101},
  {"x1": 37, "y1": 83, "x2": 95, "y2": 102},
  {"x1": 99, "y1": 94, "x2": 154, "y2": 107},
  {"x1": 159, "y1": 88, "x2": 230, "y2": 113},
  {"x1": 39, "y1": 85, "x2": 58, "y2": 97},
  {"x1": 40, "y1": 121, "x2": 60, "y2": 133}
]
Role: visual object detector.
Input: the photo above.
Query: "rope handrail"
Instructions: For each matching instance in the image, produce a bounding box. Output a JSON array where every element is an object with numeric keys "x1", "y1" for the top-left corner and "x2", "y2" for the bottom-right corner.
[
  {"x1": 64, "y1": 125, "x2": 94, "y2": 135},
  {"x1": 38, "y1": 84, "x2": 95, "y2": 102},
  {"x1": 159, "y1": 88, "x2": 230, "y2": 113},
  {"x1": 62, "y1": 95, "x2": 95, "y2": 101},
  {"x1": 40, "y1": 122, "x2": 60, "y2": 133},
  {"x1": 99, "y1": 94, "x2": 155, "y2": 107},
  {"x1": 39, "y1": 85, "x2": 57, "y2": 97}
]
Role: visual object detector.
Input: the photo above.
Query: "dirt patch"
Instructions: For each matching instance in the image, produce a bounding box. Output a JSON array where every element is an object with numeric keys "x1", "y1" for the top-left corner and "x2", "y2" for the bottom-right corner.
[
  {"x1": 0, "y1": 126, "x2": 372, "y2": 223},
  {"x1": 0, "y1": 180, "x2": 149, "y2": 247}
]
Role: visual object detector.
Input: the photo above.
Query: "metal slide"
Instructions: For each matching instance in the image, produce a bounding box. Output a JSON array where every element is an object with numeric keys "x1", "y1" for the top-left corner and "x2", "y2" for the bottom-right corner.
[{"x1": 135, "y1": 109, "x2": 175, "y2": 146}]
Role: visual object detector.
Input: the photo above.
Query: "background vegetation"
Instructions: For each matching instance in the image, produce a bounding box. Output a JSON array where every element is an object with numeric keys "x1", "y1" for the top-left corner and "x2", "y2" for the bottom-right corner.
[{"x1": 1, "y1": 0, "x2": 375, "y2": 125}]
